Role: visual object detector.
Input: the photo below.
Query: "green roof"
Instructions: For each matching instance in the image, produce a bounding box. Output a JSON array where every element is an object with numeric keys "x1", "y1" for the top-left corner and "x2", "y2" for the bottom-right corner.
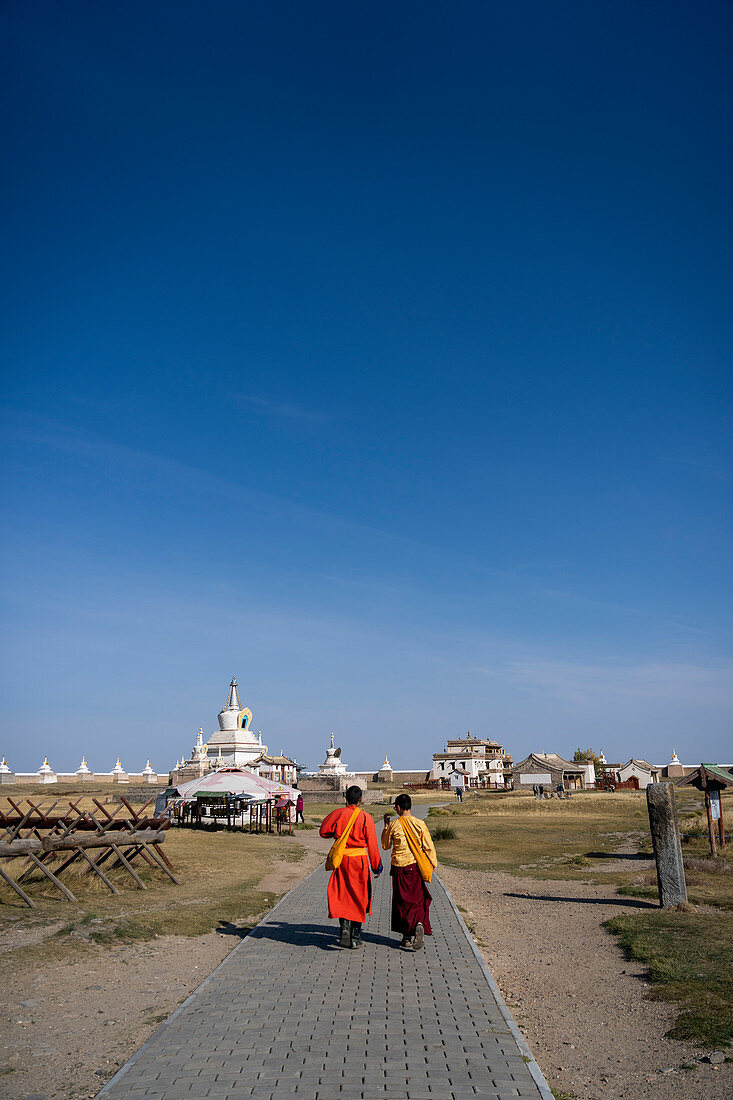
[
  {"x1": 701, "y1": 764, "x2": 733, "y2": 784},
  {"x1": 679, "y1": 764, "x2": 733, "y2": 788}
]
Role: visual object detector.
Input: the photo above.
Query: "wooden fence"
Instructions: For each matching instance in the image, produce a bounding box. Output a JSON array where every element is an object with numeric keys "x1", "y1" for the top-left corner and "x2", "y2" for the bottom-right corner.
[{"x1": 0, "y1": 795, "x2": 179, "y2": 908}]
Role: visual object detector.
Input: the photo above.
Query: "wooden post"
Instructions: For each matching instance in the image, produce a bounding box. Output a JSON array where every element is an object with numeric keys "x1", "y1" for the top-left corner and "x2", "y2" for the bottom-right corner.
[
  {"x1": 700, "y1": 772, "x2": 718, "y2": 858},
  {"x1": 646, "y1": 782, "x2": 688, "y2": 908},
  {"x1": 26, "y1": 851, "x2": 77, "y2": 901},
  {"x1": 0, "y1": 862, "x2": 37, "y2": 908},
  {"x1": 719, "y1": 792, "x2": 726, "y2": 849}
]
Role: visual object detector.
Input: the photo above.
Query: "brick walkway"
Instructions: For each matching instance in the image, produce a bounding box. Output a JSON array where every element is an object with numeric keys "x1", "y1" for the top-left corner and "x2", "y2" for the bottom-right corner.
[{"x1": 98, "y1": 866, "x2": 551, "y2": 1099}]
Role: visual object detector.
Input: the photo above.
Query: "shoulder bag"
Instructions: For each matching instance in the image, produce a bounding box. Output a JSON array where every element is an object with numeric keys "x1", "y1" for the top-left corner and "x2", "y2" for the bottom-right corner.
[
  {"x1": 325, "y1": 805, "x2": 361, "y2": 871},
  {"x1": 397, "y1": 815, "x2": 435, "y2": 883}
]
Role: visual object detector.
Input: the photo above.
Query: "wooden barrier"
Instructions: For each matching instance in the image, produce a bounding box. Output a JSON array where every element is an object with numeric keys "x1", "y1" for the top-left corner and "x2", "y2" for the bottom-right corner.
[{"x1": 0, "y1": 796, "x2": 178, "y2": 908}]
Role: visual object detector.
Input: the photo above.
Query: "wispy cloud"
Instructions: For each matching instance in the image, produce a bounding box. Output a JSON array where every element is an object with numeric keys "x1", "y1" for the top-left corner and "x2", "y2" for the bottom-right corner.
[
  {"x1": 234, "y1": 393, "x2": 331, "y2": 423},
  {"x1": 474, "y1": 658, "x2": 733, "y2": 708}
]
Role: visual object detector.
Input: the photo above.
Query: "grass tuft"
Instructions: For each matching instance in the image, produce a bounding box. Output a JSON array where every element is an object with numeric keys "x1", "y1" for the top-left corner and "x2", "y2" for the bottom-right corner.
[
  {"x1": 432, "y1": 825, "x2": 457, "y2": 841},
  {"x1": 604, "y1": 910, "x2": 733, "y2": 1047}
]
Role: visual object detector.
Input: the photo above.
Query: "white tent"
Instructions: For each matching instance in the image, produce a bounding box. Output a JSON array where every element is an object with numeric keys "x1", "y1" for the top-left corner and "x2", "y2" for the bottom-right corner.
[{"x1": 174, "y1": 767, "x2": 299, "y2": 811}]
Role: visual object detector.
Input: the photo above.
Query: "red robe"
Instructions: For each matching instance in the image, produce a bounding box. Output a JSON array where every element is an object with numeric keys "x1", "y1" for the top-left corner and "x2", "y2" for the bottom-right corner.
[{"x1": 319, "y1": 807, "x2": 383, "y2": 921}]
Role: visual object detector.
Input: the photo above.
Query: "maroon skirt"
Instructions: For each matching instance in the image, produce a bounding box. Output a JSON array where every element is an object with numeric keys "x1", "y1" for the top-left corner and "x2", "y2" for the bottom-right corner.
[{"x1": 390, "y1": 864, "x2": 432, "y2": 936}]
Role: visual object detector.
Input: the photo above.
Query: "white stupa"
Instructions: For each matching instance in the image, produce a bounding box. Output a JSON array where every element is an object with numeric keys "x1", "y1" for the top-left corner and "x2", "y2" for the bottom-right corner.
[
  {"x1": 38, "y1": 757, "x2": 56, "y2": 784},
  {"x1": 112, "y1": 757, "x2": 130, "y2": 783},
  {"x1": 191, "y1": 728, "x2": 208, "y2": 761},
  {"x1": 203, "y1": 678, "x2": 267, "y2": 767},
  {"x1": 141, "y1": 759, "x2": 157, "y2": 784},
  {"x1": 318, "y1": 733, "x2": 350, "y2": 777},
  {"x1": 0, "y1": 756, "x2": 13, "y2": 785},
  {"x1": 76, "y1": 756, "x2": 93, "y2": 781}
]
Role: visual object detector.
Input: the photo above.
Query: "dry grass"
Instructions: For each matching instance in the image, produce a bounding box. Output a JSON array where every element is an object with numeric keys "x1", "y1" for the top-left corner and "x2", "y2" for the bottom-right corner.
[
  {"x1": 605, "y1": 910, "x2": 733, "y2": 1047},
  {"x1": 0, "y1": 827, "x2": 306, "y2": 970},
  {"x1": 428, "y1": 789, "x2": 648, "y2": 882}
]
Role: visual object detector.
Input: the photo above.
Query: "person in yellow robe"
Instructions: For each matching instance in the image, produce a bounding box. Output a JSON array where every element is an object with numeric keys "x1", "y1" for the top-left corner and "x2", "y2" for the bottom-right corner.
[{"x1": 381, "y1": 793, "x2": 437, "y2": 950}]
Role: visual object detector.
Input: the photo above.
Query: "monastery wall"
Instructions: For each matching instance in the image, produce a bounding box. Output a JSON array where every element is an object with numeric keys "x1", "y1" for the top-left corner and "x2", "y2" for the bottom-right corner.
[
  {"x1": 352, "y1": 770, "x2": 430, "y2": 786},
  {"x1": 299, "y1": 787, "x2": 385, "y2": 804},
  {"x1": 0, "y1": 765, "x2": 162, "y2": 786}
]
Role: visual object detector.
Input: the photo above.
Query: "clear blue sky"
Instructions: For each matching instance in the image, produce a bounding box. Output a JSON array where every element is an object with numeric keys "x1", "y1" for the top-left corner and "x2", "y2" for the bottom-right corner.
[{"x1": 1, "y1": 1, "x2": 731, "y2": 772}]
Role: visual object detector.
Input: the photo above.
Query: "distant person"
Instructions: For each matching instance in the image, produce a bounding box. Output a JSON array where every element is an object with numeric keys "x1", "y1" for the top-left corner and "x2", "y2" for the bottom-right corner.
[
  {"x1": 381, "y1": 794, "x2": 437, "y2": 950},
  {"x1": 319, "y1": 786, "x2": 382, "y2": 948},
  {"x1": 538, "y1": 784, "x2": 544, "y2": 798},
  {"x1": 532, "y1": 784, "x2": 538, "y2": 798},
  {"x1": 456, "y1": 785, "x2": 463, "y2": 802},
  {"x1": 295, "y1": 793, "x2": 304, "y2": 823}
]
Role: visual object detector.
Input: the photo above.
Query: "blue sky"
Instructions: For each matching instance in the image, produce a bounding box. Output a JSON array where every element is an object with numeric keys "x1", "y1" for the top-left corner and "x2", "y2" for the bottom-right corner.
[{"x1": 1, "y1": 1, "x2": 731, "y2": 772}]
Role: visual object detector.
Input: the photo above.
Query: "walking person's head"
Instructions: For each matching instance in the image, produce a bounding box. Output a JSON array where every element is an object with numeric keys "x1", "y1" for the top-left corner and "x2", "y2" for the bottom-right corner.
[
  {"x1": 345, "y1": 785, "x2": 363, "y2": 805},
  {"x1": 394, "y1": 793, "x2": 411, "y2": 815}
]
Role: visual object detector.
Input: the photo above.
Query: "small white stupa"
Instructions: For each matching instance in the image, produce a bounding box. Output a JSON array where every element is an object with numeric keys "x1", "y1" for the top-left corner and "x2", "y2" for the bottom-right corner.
[
  {"x1": 318, "y1": 733, "x2": 349, "y2": 777},
  {"x1": 0, "y1": 756, "x2": 14, "y2": 785},
  {"x1": 112, "y1": 757, "x2": 129, "y2": 784},
  {"x1": 141, "y1": 760, "x2": 157, "y2": 784},
  {"x1": 38, "y1": 757, "x2": 57, "y2": 784},
  {"x1": 76, "y1": 756, "x2": 93, "y2": 781},
  {"x1": 377, "y1": 752, "x2": 394, "y2": 781},
  {"x1": 191, "y1": 728, "x2": 208, "y2": 761}
]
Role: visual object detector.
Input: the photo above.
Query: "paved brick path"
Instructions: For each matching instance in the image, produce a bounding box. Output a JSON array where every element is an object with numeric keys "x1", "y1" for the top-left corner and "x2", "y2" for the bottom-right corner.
[{"x1": 99, "y1": 866, "x2": 551, "y2": 1099}]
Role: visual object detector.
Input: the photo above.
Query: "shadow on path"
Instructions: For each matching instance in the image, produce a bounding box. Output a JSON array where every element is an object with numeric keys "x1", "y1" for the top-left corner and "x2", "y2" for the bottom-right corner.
[
  {"x1": 585, "y1": 851, "x2": 652, "y2": 861},
  {"x1": 216, "y1": 921, "x2": 253, "y2": 939},
  {"x1": 248, "y1": 921, "x2": 399, "y2": 950},
  {"x1": 504, "y1": 892, "x2": 657, "y2": 909}
]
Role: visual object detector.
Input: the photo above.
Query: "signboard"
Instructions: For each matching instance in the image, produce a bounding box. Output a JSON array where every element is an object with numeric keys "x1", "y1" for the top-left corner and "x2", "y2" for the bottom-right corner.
[
  {"x1": 710, "y1": 789, "x2": 721, "y2": 821},
  {"x1": 520, "y1": 773, "x2": 551, "y2": 785}
]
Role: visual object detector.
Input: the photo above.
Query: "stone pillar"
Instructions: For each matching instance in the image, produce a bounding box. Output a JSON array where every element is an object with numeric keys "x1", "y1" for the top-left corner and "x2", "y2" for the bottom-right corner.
[{"x1": 646, "y1": 783, "x2": 687, "y2": 908}]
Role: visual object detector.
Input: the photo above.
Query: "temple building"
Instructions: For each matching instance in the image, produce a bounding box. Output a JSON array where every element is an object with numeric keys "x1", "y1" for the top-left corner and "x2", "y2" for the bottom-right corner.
[
  {"x1": 430, "y1": 731, "x2": 513, "y2": 788},
  {"x1": 169, "y1": 677, "x2": 298, "y2": 786}
]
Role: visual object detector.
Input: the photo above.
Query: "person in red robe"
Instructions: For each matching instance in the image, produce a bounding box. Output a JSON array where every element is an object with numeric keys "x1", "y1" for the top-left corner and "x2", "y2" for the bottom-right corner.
[{"x1": 319, "y1": 786, "x2": 383, "y2": 948}]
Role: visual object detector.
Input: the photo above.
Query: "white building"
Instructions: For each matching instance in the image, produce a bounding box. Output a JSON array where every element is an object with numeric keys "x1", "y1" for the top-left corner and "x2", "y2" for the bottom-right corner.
[
  {"x1": 431, "y1": 732, "x2": 513, "y2": 788},
  {"x1": 617, "y1": 759, "x2": 660, "y2": 789}
]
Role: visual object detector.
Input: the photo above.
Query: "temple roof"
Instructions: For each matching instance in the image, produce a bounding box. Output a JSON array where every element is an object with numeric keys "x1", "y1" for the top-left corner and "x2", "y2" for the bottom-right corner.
[{"x1": 513, "y1": 752, "x2": 583, "y2": 773}]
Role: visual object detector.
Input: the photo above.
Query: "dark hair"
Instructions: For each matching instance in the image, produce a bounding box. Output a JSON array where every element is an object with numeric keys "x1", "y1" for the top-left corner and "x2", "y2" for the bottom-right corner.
[
  {"x1": 345, "y1": 785, "x2": 363, "y2": 805},
  {"x1": 394, "y1": 793, "x2": 411, "y2": 811}
]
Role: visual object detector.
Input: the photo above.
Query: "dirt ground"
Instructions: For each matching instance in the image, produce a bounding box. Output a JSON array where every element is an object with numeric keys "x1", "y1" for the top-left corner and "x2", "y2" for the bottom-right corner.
[
  {"x1": 1, "y1": 823, "x2": 730, "y2": 1100},
  {"x1": 0, "y1": 840, "x2": 329, "y2": 1100},
  {"x1": 439, "y1": 863, "x2": 732, "y2": 1100}
]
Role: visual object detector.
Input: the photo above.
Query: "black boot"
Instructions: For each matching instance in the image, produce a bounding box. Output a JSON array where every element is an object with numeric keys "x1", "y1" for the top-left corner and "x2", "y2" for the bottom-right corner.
[
  {"x1": 339, "y1": 919, "x2": 352, "y2": 948},
  {"x1": 351, "y1": 922, "x2": 362, "y2": 948}
]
